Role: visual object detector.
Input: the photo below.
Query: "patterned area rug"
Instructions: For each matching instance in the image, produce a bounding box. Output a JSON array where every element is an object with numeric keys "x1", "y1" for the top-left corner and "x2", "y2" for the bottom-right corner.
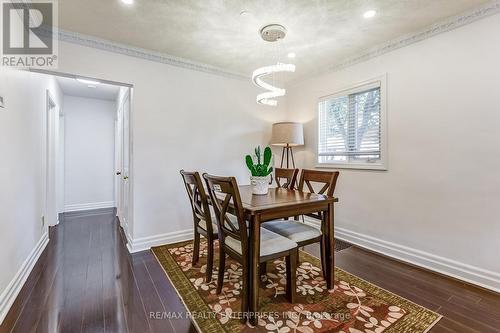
[{"x1": 152, "y1": 240, "x2": 441, "y2": 333}]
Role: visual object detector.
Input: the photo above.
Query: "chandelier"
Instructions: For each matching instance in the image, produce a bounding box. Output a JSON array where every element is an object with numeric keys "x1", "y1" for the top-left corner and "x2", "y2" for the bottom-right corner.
[{"x1": 252, "y1": 24, "x2": 295, "y2": 106}]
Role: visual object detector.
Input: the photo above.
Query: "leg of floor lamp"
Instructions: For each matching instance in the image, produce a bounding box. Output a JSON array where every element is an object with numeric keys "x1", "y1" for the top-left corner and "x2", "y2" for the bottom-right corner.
[
  {"x1": 280, "y1": 147, "x2": 285, "y2": 168},
  {"x1": 286, "y1": 144, "x2": 290, "y2": 168}
]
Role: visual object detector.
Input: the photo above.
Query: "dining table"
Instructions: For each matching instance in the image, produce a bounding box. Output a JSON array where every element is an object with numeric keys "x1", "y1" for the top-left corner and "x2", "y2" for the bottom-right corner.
[{"x1": 235, "y1": 185, "x2": 338, "y2": 325}]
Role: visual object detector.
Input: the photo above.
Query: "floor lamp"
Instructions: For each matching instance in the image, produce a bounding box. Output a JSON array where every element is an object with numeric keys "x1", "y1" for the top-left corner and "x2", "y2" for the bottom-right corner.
[{"x1": 270, "y1": 122, "x2": 304, "y2": 168}]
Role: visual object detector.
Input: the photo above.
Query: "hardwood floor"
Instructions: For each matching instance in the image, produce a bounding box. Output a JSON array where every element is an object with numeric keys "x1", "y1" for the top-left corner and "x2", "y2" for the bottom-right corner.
[{"x1": 1, "y1": 209, "x2": 499, "y2": 333}]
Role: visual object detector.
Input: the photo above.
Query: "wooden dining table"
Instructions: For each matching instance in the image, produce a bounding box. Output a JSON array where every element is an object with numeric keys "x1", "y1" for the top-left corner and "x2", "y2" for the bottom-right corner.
[{"x1": 235, "y1": 185, "x2": 338, "y2": 325}]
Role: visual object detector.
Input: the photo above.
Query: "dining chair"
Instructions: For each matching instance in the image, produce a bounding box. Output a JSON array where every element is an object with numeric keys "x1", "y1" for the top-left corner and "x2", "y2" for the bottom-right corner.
[
  {"x1": 180, "y1": 170, "x2": 217, "y2": 283},
  {"x1": 263, "y1": 169, "x2": 339, "y2": 277},
  {"x1": 203, "y1": 173, "x2": 298, "y2": 318},
  {"x1": 274, "y1": 167, "x2": 299, "y2": 189}
]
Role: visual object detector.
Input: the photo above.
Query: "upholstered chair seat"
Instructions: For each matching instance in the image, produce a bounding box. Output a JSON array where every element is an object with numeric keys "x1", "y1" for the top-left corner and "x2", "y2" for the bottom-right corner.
[
  {"x1": 263, "y1": 220, "x2": 322, "y2": 243},
  {"x1": 225, "y1": 228, "x2": 297, "y2": 257},
  {"x1": 198, "y1": 214, "x2": 239, "y2": 234}
]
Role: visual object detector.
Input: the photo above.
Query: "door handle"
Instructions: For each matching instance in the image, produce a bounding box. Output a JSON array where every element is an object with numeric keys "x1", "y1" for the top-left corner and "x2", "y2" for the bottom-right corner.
[{"x1": 116, "y1": 171, "x2": 122, "y2": 175}]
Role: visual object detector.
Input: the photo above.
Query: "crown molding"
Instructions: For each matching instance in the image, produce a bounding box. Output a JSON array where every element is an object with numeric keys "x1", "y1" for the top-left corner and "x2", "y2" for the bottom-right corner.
[
  {"x1": 57, "y1": 29, "x2": 249, "y2": 81},
  {"x1": 291, "y1": 0, "x2": 500, "y2": 84}
]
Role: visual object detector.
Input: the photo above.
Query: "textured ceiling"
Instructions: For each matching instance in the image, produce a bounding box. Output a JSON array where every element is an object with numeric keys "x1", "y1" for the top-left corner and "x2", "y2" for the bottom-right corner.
[{"x1": 58, "y1": 0, "x2": 490, "y2": 80}]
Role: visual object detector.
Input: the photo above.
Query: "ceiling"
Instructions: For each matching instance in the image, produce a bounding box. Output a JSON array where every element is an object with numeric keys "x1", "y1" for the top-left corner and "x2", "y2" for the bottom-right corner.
[
  {"x1": 56, "y1": 76, "x2": 120, "y2": 101},
  {"x1": 58, "y1": 0, "x2": 490, "y2": 80}
]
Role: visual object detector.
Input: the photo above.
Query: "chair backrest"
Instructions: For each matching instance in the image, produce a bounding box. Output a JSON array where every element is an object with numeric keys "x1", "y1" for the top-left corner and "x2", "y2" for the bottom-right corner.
[
  {"x1": 275, "y1": 168, "x2": 299, "y2": 189},
  {"x1": 180, "y1": 170, "x2": 213, "y2": 234},
  {"x1": 298, "y1": 169, "x2": 339, "y2": 197},
  {"x1": 203, "y1": 174, "x2": 248, "y2": 254}
]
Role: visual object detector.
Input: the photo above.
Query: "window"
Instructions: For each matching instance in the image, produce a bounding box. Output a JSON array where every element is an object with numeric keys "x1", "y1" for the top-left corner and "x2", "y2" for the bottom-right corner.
[{"x1": 317, "y1": 78, "x2": 386, "y2": 169}]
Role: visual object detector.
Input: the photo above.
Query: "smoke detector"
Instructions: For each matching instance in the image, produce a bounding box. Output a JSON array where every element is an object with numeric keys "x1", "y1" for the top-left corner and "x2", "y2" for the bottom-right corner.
[{"x1": 259, "y1": 24, "x2": 287, "y2": 42}]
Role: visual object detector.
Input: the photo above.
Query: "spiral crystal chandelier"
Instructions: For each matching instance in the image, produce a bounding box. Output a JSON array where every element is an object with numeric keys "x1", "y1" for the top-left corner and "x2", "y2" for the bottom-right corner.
[{"x1": 252, "y1": 24, "x2": 295, "y2": 106}]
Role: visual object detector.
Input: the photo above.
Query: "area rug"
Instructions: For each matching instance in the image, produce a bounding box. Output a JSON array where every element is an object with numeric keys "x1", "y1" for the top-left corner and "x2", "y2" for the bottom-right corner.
[{"x1": 151, "y1": 240, "x2": 441, "y2": 333}]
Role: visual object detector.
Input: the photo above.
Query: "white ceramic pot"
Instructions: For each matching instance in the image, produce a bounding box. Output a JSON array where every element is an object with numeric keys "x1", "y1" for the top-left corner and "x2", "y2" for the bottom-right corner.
[{"x1": 250, "y1": 176, "x2": 270, "y2": 195}]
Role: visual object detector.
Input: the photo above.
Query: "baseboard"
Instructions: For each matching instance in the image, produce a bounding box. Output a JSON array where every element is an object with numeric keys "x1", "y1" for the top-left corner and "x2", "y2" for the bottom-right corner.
[
  {"x1": 335, "y1": 226, "x2": 500, "y2": 293},
  {"x1": 126, "y1": 228, "x2": 193, "y2": 253},
  {"x1": 64, "y1": 201, "x2": 115, "y2": 212},
  {"x1": 0, "y1": 231, "x2": 49, "y2": 324}
]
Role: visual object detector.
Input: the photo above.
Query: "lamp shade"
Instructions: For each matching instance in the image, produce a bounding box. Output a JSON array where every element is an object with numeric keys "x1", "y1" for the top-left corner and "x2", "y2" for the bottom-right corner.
[{"x1": 270, "y1": 122, "x2": 304, "y2": 147}]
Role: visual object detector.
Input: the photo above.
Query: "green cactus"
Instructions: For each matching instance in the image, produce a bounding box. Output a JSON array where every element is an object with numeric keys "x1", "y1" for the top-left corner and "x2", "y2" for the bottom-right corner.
[
  {"x1": 245, "y1": 146, "x2": 273, "y2": 177},
  {"x1": 263, "y1": 146, "x2": 272, "y2": 166}
]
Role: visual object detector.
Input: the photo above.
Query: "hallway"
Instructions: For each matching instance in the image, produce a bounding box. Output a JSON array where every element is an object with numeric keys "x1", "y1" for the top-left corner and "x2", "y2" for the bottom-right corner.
[{"x1": 0, "y1": 210, "x2": 194, "y2": 333}]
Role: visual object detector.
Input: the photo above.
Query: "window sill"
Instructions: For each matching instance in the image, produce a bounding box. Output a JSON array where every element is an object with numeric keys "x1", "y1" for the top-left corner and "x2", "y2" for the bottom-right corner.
[{"x1": 315, "y1": 163, "x2": 387, "y2": 171}]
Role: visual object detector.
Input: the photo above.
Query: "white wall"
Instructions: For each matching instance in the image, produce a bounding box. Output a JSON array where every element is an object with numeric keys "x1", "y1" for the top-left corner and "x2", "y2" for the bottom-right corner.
[
  {"x1": 0, "y1": 68, "x2": 62, "y2": 323},
  {"x1": 55, "y1": 41, "x2": 286, "y2": 250},
  {"x1": 63, "y1": 96, "x2": 116, "y2": 211},
  {"x1": 286, "y1": 13, "x2": 500, "y2": 291}
]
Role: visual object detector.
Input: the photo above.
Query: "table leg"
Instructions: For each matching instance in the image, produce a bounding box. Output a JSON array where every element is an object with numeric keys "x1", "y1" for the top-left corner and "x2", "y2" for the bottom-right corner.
[
  {"x1": 325, "y1": 202, "x2": 335, "y2": 289},
  {"x1": 248, "y1": 214, "x2": 261, "y2": 326}
]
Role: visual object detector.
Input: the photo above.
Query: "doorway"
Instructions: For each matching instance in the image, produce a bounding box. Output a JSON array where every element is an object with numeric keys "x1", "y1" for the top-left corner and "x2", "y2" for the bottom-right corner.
[{"x1": 39, "y1": 70, "x2": 133, "y2": 235}]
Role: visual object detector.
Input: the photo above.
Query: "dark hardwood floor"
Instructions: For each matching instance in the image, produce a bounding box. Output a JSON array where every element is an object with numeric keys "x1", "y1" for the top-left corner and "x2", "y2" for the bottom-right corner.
[{"x1": 1, "y1": 209, "x2": 499, "y2": 333}]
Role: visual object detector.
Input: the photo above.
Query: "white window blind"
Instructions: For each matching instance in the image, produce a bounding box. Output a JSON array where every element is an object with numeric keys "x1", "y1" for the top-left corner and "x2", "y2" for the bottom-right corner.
[{"x1": 318, "y1": 82, "x2": 382, "y2": 166}]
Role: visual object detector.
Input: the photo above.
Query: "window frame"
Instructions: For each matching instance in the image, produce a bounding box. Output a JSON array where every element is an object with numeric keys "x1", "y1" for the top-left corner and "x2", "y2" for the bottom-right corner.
[{"x1": 316, "y1": 75, "x2": 388, "y2": 171}]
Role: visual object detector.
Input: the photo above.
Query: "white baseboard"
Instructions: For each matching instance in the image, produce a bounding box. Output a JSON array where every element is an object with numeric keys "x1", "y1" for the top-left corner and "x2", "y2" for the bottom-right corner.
[
  {"x1": 126, "y1": 228, "x2": 193, "y2": 253},
  {"x1": 335, "y1": 226, "x2": 500, "y2": 293},
  {"x1": 64, "y1": 201, "x2": 115, "y2": 212},
  {"x1": 0, "y1": 231, "x2": 49, "y2": 325}
]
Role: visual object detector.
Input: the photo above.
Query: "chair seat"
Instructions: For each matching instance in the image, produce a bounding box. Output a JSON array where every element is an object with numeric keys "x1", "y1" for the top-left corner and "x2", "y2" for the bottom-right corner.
[
  {"x1": 262, "y1": 220, "x2": 322, "y2": 243},
  {"x1": 198, "y1": 214, "x2": 239, "y2": 234},
  {"x1": 198, "y1": 218, "x2": 218, "y2": 234},
  {"x1": 225, "y1": 228, "x2": 297, "y2": 257}
]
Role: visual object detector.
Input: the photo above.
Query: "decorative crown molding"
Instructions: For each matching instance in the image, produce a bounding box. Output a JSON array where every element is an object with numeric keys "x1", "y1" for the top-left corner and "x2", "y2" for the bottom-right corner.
[
  {"x1": 291, "y1": 0, "x2": 500, "y2": 84},
  {"x1": 57, "y1": 29, "x2": 249, "y2": 81}
]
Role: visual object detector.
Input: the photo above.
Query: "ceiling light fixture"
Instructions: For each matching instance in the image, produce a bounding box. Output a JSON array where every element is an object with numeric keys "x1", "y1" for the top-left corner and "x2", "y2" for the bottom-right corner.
[
  {"x1": 287, "y1": 52, "x2": 296, "y2": 59},
  {"x1": 252, "y1": 63, "x2": 295, "y2": 106},
  {"x1": 76, "y1": 78, "x2": 101, "y2": 85},
  {"x1": 121, "y1": 0, "x2": 134, "y2": 5},
  {"x1": 252, "y1": 24, "x2": 296, "y2": 106},
  {"x1": 363, "y1": 10, "x2": 376, "y2": 18}
]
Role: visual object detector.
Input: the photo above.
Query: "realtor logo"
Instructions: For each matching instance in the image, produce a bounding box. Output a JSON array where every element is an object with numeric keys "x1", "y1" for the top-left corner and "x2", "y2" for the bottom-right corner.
[{"x1": 1, "y1": 0, "x2": 58, "y2": 67}]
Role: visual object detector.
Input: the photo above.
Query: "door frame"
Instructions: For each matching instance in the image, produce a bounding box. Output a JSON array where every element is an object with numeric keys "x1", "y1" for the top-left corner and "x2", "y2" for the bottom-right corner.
[{"x1": 44, "y1": 90, "x2": 59, "y2": 227}]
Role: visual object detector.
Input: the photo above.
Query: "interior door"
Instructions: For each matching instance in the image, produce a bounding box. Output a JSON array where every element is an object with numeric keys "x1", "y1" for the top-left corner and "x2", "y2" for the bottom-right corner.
[
  {"x1": 114, "y1": 117, "x2": 121, "y2": 217},
  {"x1": 120, "y1": 89, "x2": 131, "y2": 229}
]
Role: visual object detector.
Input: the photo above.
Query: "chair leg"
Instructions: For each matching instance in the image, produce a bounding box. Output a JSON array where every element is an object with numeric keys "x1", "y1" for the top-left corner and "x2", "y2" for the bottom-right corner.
[
  {"x1": 320, "y1": 237, "x2": 327, "y2": 278},
  {"x1": 205, "y1": 235, "x2": 214, "y2": 283},
  {"x1": 216, "y1": 247, "x2": 226, "y2": 295},
  {"x1": 192, "y1": 230, "x2": 200, "y2": 265},
  {"x1": 240, "y1": 261, "x2": 249, "y2": 324},
  {"x1": 286, "y1": 250, "x2": 297, "y2": 303}
]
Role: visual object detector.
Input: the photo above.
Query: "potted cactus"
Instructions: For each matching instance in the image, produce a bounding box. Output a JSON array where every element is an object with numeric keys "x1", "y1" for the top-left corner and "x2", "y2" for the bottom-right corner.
[{"x1": 245, "y1": 146, "x2": 273, "y2": 195}]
